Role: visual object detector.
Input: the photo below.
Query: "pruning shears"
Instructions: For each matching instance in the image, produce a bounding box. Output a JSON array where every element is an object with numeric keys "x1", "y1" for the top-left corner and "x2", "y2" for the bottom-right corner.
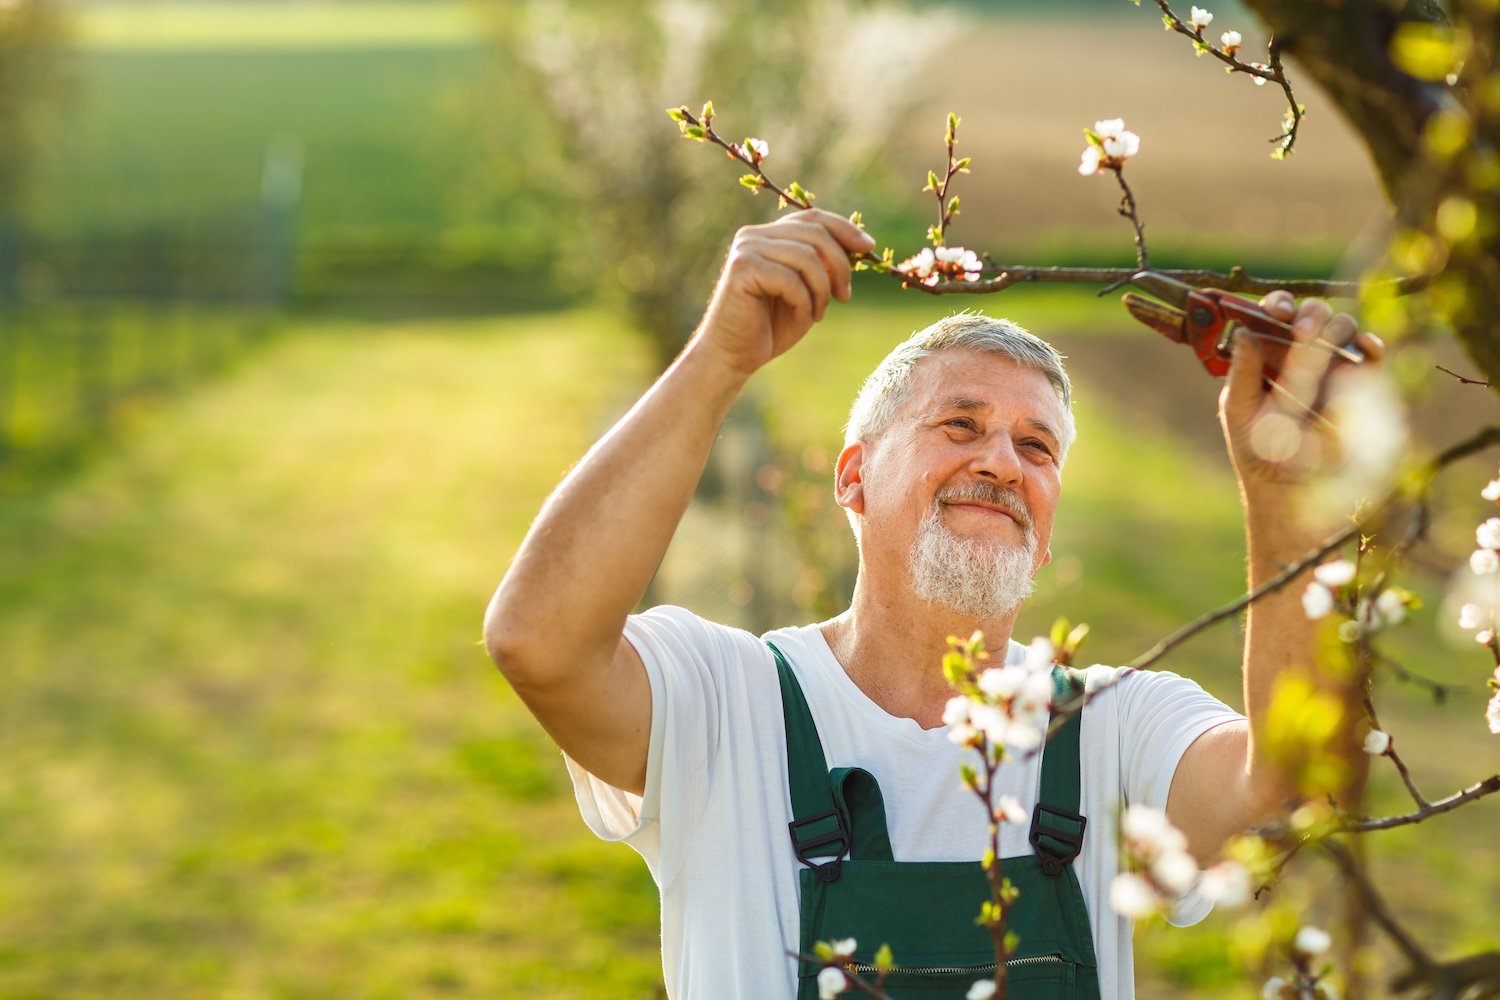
[{"x1": 1120, "y1": 271, "x2": 1364, "y2": 379}]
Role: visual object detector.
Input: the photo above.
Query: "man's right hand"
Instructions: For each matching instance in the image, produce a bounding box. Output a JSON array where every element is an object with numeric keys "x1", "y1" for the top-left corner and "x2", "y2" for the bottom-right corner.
[{"x1": 690, "y1": 209, "x2": 876, "y2": 379}]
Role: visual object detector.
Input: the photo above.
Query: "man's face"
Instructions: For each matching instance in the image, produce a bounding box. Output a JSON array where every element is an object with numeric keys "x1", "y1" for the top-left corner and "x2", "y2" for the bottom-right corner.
[{"x1": 838, "y1": 350, "x2": 1067, "y2": 616}]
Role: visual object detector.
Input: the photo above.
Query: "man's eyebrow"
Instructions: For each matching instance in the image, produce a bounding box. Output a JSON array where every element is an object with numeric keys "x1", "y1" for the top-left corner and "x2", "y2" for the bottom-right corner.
[{"x1": 1023, "y1": 417, "x2": 1062, "y2": 449}]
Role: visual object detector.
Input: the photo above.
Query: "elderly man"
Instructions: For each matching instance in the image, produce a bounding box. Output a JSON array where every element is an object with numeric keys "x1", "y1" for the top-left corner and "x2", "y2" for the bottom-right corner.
[{"x1": 484, "y1": 209, "x2": 1380, "y2": 999}]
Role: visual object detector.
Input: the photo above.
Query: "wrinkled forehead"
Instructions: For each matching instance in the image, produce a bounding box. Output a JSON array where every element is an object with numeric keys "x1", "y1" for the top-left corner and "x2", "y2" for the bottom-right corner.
[{"x1": 902, "y1": 350, "x2": 1069, "y2": 427}]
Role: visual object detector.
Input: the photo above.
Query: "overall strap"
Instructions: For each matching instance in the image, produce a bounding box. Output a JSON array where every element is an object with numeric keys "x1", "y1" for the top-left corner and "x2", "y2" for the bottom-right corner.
[
  {"x1": 770, "y1": 641, "x2": 851, "y2": 882},
  {"x1": 1030, "y1": 666, "x2": 1089, "y2": 876}
]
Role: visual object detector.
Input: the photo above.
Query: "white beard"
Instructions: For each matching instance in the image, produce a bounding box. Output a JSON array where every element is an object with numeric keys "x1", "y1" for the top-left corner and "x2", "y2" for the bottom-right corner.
[{"x1": 907, "y1": 494, "x2": 1037, "y2": 620}]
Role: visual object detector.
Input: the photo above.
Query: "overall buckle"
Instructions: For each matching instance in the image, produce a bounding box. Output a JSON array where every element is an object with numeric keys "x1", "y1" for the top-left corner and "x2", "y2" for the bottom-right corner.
[
  {"x1": 788, "y1": 809, "x2": 849, "y2": 883},
  {"x1": 1029, "y1": 804, "x2": 1087, "y2": 876}
]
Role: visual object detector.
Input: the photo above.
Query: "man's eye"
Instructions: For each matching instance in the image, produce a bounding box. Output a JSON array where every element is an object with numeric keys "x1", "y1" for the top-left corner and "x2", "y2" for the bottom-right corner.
[
  {"x1": 945, "y1": 418, "x2": 977, "y2": 431},
  {"x1": 1023, "y1": 440, "x2": 1055, "y2": 458}
]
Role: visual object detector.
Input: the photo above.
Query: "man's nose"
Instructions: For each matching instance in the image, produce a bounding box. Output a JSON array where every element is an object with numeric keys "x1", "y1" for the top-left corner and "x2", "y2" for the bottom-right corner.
[{"x1": 970, "y1": 435, "x2": 1023, "y2": 485}]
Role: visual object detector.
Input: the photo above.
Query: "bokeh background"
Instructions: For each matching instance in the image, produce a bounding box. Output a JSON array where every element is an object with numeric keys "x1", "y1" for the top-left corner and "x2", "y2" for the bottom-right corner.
[{"x1": 1, "y1": 1, "x2": 1495, "y2": 997}]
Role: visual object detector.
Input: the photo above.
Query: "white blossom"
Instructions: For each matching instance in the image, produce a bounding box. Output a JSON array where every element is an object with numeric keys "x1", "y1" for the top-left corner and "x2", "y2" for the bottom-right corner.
[
  {"x1": 1121, "y1": 805, "x2": 1189, "y2": 855},
  {"x1": 895, "y1": 246, "x2": 938, "y2": 286},
  {"x1": 1150, "y1": 849, "x2": 1199, "y2": 895},
  {"x1": 817, "y1": 966, "x2": 847, "y2": 999},
  {"x1": 1189, "y1": 6, "x2": 1214, "y2": 30},
  {"x1": 746, "y1": 137, "x2": 769, "y2": 160},
  {"x1": 1199, "y1": 860, "x2": 1252, "y2": 907},
  {"x1": 1102, "y1": 131, "x2": 1140, "y2": 159},
  {"x1": 1094, "y1": 117, "x2": 1127, "y2": 137},
  {"x1": 1077, "y1": 146, "x2": 1101, "y2": 175},
  {"x1": 1302, "y1": 583, "x2": 1335, "y2": 620},
  {"x1": 966, "y1": 980, "x2": 997, "y2": 1000},
  {"x1": 1263, "y1": 977, "x2": 1289, "y2": 1000},
  {"x1": 1373, "y1": 589, "x2": 1407, "y2": 627},
  {"x1": 1460, "y1": 603, "x2": 1490, "y2": 630},
  {"x1": 1025, "y1": 637, "x2": 1056, "y2": 673},
  {"x1": 1109, "y1": 872, "x2": 1159, "y2": 917},
  {"x1": 1487, "y1": 691, "x2": 1500, "y2": 734},
  {"x1": 995, "y1": 795, "x2": 1029, "y2": 826},
  {"x1": 1294, "y1": 925, "x2": 1332, "y2": 956},
  {"x1": 1220, "y1": 30, "x2": 1242, "y2": 53},
  {"x1": 1473, "y1": 549, "x2": 1500, "y2": 575},
  {"x1": 976, "y1": 665, "x2": 1021, "y2": 703},
  {"x1": 831, "y1": 938, "x2": 857, "y2": 958},
  {"x1": 1478, "y1": 629, "x2": 1496, "y2": 646},
  {"x1": 1250, "y1": 61, "x2": 1270, "y2": 84},
  {"x1": 1478, "y1": 518, "x2": 1500, "y2": 550},
  {"x1": 1483, "y1": 477, "x2": 1500, "y2": 502},
  {"x1": 1363, "y1": 729, "x2": 1391, "y2": 755},
  {"x1": 1313, "y1": 560, "x2": 1357, "y2": 588},
  {"x1": 943, "y1": 695, "x2": 971, "y2": 725}
]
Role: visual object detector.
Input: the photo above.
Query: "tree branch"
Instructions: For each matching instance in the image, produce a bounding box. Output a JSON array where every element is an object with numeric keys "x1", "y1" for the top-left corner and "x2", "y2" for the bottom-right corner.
[{"x1": 1334, "y1": 774, "x2": 1500, "y2": 833}]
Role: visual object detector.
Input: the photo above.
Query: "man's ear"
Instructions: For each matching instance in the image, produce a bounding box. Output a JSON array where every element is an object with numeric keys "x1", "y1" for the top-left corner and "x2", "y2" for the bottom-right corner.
[
  {"x1": 1041, "y1": 547, "x2": 1053, "y2": 568},
  {"x1": 834, "y1": 441, "x2": 866, "y2": 515}
]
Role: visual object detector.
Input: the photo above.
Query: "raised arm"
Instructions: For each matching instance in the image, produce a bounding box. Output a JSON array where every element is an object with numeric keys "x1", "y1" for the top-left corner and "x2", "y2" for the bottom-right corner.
[
  {"x1": 484, "y1": 210, "x2": 874, "y2": 795},
  {"x1": 1166, "y1": 292, "x2": 1385, "y2": 861}
]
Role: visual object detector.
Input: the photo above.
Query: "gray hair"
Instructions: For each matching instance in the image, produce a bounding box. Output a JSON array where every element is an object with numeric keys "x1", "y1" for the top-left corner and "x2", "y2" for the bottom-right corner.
[{"x1": 844, "y1": 312, "x2": 1076, "y2": 462}]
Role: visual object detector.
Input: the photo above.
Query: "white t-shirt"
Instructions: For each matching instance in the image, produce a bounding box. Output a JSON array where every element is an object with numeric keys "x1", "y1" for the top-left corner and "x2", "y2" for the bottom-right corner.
[{"x1": 566, "y1": 606, "x2": 1243, "y2": 999}]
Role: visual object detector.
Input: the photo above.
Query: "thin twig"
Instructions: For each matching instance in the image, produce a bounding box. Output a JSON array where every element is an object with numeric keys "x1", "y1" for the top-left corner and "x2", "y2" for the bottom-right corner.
[
  {"x1": 1111, "y1": 167, "x2": 1149, "y2": 269},
  {"x1": 1334, "y1": 774, "x2": 1500, "y2": 833},
  {"x1": 1321, "y1": 838, "x2": 1434, "y2": 972},
  {"x1": 1436, "y1": 364, "x2": 1492, "y2": 387},
  {"x1": 1152, "y1": 1, "x2": 1305, "y2": 155}
]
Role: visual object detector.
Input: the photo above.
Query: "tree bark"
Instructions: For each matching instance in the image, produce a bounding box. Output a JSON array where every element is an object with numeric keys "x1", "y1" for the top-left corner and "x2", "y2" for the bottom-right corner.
[{"x1": 1243, "y1": 0, "x2": 1500, "y2": 392}]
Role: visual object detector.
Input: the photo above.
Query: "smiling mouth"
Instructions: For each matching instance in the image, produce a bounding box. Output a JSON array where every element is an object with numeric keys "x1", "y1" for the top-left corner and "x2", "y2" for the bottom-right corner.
[{"x1": 935, "y1": 486, "x2": 1033, "y2": 532}]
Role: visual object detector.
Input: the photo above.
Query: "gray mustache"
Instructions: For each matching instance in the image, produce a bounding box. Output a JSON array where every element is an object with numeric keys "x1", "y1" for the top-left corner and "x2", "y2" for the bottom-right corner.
[{"x1": 935, "y1": 483, "x2": 1034, "y2": 532}]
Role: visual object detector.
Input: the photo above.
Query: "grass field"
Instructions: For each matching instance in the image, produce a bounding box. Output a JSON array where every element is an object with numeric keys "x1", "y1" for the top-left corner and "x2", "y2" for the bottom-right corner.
[{"x1": 1, "y1": 301, "x2": 1496, "y2": 998}]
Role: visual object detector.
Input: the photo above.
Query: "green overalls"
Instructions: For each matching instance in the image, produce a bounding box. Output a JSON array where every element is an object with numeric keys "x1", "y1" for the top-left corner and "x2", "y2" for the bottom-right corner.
[{"x1": 768, "y1": 642, "x2": 1102, "y2": 999}]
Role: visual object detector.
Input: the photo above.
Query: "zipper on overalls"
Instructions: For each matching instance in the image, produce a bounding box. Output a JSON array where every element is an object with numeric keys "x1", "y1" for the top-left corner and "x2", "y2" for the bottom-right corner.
[{"x1": 846, "y1": 954, "x2": 1064, "y2": 976}]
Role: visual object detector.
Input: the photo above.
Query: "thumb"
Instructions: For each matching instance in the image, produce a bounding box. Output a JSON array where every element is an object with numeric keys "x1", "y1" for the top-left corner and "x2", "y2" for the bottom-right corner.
[{"x1": 1220, "y1": 328, "x2": 1268, "y2": 432}]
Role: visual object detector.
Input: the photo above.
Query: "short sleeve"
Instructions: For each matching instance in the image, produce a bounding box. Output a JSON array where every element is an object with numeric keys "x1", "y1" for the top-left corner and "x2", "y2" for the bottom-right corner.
[
  {"x1": 1106, "y1": 666, "x2": 1244, "y2": 926},
  {"x1": 563, "y1": 605, "x2": 763, "y2": 887}
]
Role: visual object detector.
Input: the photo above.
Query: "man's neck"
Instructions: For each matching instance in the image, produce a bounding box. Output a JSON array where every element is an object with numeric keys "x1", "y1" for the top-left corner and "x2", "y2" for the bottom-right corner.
[{"x1": 819, "y1": 582, "x2": 1020, "y2": 729}]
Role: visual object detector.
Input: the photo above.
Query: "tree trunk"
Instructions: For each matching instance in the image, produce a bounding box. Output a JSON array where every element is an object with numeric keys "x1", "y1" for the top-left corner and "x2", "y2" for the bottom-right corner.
[{"x1": 1244, "y1": 0, "x2": 1500, "y2": 392}]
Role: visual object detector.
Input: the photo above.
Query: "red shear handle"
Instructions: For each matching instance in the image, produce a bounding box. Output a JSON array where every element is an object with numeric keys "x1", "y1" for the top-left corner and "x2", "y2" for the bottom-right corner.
[{"x1": 1187, "y1": 289, "x2": 1297, "y2": 379}]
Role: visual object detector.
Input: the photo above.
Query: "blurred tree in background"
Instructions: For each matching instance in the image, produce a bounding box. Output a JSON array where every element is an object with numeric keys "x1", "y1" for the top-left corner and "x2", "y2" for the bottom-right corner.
[
  {"x1": 486, "y1": 0, "x2": 959, "y2": 369},
  {"x1": 0, "y1": 0, "x2": 67, "y2": 300}
]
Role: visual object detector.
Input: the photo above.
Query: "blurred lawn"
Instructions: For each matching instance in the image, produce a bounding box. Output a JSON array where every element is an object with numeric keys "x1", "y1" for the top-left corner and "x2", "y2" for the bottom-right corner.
[
  {"x1": 73, "y1": 2, "x2": 485, "y2": 50},
  {"x1": 1, "y1": 301, "x2": 1495, "y2": 997}
]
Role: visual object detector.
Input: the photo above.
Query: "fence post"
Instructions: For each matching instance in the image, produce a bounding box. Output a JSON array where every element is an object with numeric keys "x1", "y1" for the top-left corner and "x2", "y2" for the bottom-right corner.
[{"x1": 258, "y1": 134, "x2": 305, "y2": 309}]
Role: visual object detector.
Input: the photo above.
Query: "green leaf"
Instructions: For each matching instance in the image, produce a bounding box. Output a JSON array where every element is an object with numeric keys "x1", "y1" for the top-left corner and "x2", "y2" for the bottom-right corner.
[
  {"x1": 683, "y1": 125, "x2": 707, "y2": 141},
  {"x1": 814, "y1": 941, "x2": 834, "y2": 961},
  {"x1": 739, "y1": 174, "x2": 762, "y2": 190},
  {"x1": 946, "y1": 196, "x2": 961, "y2": 219},
  {"x1": 959, "y1": 762, "x2": 978, "y2": 789},
  {"x1": 874, "y1": 944, "x2": 895, "y2": 972},
  {"x1": 1083, "y1": 129, "x2": 1103, "y2": 149},
  {"x1": 665, "y1": 106, "x2": 687, "y2": 122},
  {"x1": 925, "y1": 169, "x2": 940, "y2": 192},
  {"x1": 1161, "y1": 11, "x2": 1173, "y2": 28},
  {"x1": 700, "y1": 100, "x2": 715, "y2": 122},
  {"x1": 848, "y1": 210, "x2": 864, "y2": 229},
  {"x1": 1049, "y1": 616, "x2": 1071, "y2": 649},
  {"x1": 1003, "y1": 930, "x2": 1020, "y2": 954},
  {"x1": 955, "y1": 156, "x2": 972, "y2": 172},
  {"x1": 1192, "y1": 39, "x2": 1209, "y2": 56}
]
